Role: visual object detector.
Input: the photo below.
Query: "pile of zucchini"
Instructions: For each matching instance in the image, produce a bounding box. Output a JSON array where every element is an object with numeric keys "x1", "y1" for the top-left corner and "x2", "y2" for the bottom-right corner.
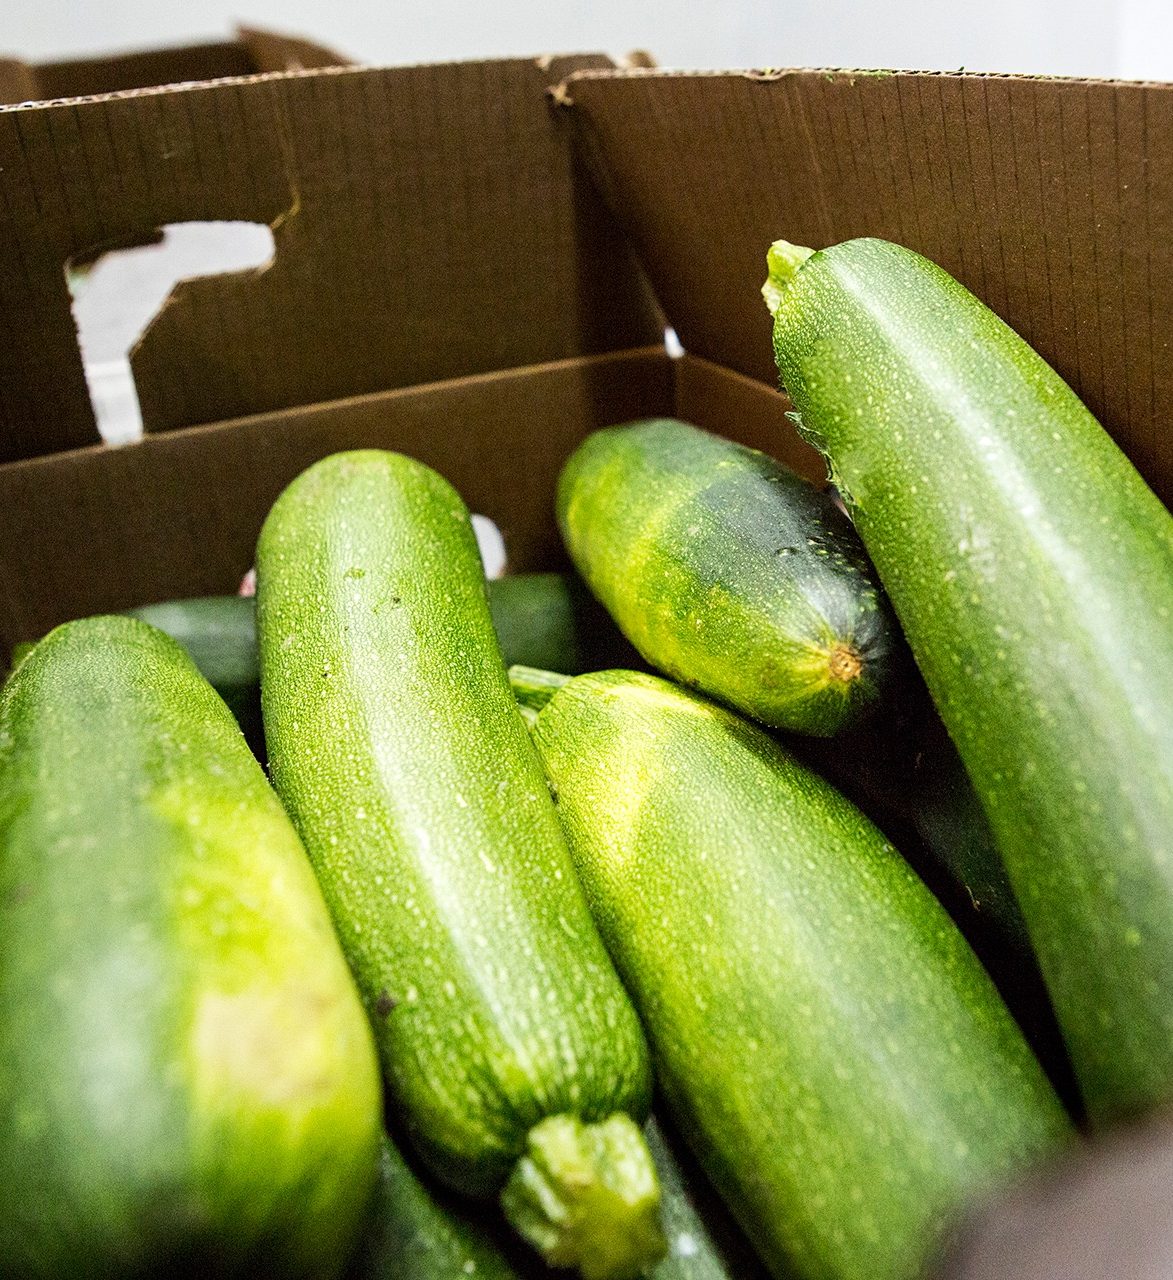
[{"x1": 1, "y1": 234, "x2": 1170, "y2": 1280}]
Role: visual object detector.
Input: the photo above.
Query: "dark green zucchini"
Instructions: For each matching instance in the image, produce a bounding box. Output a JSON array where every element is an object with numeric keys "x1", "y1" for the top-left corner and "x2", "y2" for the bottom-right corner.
[
  {"x1": 765, "y1": 235, "x2": 1173, "y2": 1124},
  {"x1": 257, "y1": 451, "x2": 662, "y2": 1280},
  {"x1": 0, "y1": 616, "x2": 382, "y2": 1279},
  {"x1": 556, "y1": 419, "x2": 899, "y2": 736},
  {"x1": 521, "y1": 666, "x2": 1070, "y2": 1280}
]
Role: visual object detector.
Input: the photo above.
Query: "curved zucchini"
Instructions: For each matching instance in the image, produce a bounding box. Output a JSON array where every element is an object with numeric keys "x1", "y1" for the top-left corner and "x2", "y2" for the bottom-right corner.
[
  {"x1": 765, "y1": 236, "x2": 1173, "y2": 1124},
  {"x1": 525, "y1": 667, "x2": 1070, "y2": 1280},
  {"x1": 556, "y1": 419, "x2": 898, "y2": 735},
  {"x1": 257, "y1": 451, "x2": 662, "y2": 1280},
  {"x1": 0, "y1": 616, "x2": 382, "y2": 1279}
]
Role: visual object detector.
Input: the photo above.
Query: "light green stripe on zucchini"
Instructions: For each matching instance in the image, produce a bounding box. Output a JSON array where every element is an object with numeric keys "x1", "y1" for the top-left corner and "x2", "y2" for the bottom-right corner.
[
  {"x1": 257, "y1": 450, "x2": 662, "y2": 1280},
  {"x1": 0, "y1": 616, "x2": 381, "y2": 1279},
  {"x1": 766, "y1": 235, "x2": 1173, "y2": 1125}
]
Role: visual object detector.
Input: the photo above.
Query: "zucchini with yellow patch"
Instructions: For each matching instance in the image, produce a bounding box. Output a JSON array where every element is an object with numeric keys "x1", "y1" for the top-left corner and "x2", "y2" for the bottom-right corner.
[
  {"x1": 519, "y1": 666, "x2": 1070, "y2": 1280},
  {"x1": 0, "y1": 616, "x2": 382, "y2": 1279},
  {"x1": 764, "y1": 236, "x2": 1173, "y2": 1123}
]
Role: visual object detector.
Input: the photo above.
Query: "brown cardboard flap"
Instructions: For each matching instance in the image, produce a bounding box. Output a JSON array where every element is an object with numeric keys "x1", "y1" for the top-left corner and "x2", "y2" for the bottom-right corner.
[
  {"x1": 0, "y1": 59, "x2": 39, "y2": 104},
  {"x1": 0, "y1": 29, "x2": 350, "y2": 107},
  {"x1": 564, "y1": 68, "x2": 1173, "y2": 502},
  {"x1": 6, "y1": 42, "x2": 256, "y2": 103},
  {"x1": 235, "y1": 27, "x2": 351, "y2": 74},
  {"x1": 0, "y1": 347, "x2": 672, "y2": 654},
  {"x1": 0, "y1": 57, "x2": 661, "y2": 463}
]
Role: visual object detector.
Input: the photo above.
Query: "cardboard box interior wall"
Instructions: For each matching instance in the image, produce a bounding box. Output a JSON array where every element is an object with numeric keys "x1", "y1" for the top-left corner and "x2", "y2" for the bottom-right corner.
[{"x1": 1, "y1": 59, "x2": 1170, "y2": 666}]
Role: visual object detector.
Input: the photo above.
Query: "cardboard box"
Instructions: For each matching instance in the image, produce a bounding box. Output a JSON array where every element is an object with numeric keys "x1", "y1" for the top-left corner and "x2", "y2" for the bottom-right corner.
[
  {"x1": 1, "y1": 54, "x2": 1171, "y2": 1276},
  {"x1": 0, "y1": 55, "x2": 801, "y2": 659},
  {"x1": 1, "y1": 59, "x2": 1169, "y2": 674},
  {"x1": 0, "y1": 26, "x2": 349, "y2": 105}
]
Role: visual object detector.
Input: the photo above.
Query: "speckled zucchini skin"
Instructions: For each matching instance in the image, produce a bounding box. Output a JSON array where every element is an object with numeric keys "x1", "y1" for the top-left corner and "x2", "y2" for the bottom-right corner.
[
  {"x1": 256, "y1": 451, "x2": 653, "y2": 1198},
  {"x1": 556, "y1": 419, "x2": 897, "y2": 736},
  {"x1": 767, "y1": 237, "x2": 1173, "y2": 1125},
  {"x1": 531, "y1": 670, "x2": 1070, "y2": 1280},
  {"x1": 0, "y1": 616, "x2": 381, "y2": 1280}
]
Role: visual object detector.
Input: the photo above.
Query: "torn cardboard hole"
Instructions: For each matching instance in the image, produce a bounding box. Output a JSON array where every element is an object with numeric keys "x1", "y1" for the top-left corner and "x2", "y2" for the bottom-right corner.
[
  {"x1": 68, "y1": 223, "x2": 277, "y2": 443},
  {"x1": 0, "y1": 59, "x2": 662, "y2": 463}
]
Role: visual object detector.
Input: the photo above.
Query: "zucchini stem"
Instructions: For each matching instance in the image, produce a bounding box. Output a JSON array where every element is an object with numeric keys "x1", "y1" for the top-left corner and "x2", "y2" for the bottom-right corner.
[
  {"x1": 509, "y1": 664, "x2": 572, "y2": 713},
  {"x1": 500, "y1": 1113, "x2": 665, "y2": 1280},
  {"x1": 762, "y1": 239, "x2": 815, "y2": 318}
]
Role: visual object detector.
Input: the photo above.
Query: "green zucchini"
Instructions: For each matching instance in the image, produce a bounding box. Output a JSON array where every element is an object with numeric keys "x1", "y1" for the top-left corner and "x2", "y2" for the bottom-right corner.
[
  {"x1": 0, "y1": 616, "x2": 382, "y2": 1279},
  {"x1": 351, "y1": 1119, "x2": 760, "y2": 1280},
  {"x1": 521, "y1": 666, "x2": 1070, "y2": 1280},
  {"x1": 765, "y1": 236, "x2": 1173, "y2": 1124},
  {"x1": 257, "y1": 451, "x2": 663, "y2": 1280},
  {"x1": 556, "y1": 418, "x2": 899, "y2": 735}
]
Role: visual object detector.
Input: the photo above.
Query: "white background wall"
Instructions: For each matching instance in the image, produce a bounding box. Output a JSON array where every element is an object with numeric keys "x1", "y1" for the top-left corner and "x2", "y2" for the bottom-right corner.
[{"x1": 4, "y1": 0, "x2": 1172, "y2": 80}]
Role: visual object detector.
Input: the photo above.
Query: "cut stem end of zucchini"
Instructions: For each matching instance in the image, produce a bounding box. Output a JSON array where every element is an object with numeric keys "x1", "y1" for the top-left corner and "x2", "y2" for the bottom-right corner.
[
  {"x1": 762, "y1": 239, "x2": 815, "y2": 318},
  {"x1": 500, "y1": 1113, "x2": 666, "y2": 1280}
]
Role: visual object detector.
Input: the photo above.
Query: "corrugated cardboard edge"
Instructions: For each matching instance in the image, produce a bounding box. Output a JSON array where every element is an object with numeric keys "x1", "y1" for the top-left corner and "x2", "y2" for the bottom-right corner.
[
  {"x1": 0, "y1": 56, "x2": 662, "y2": 462},
  {"x1": 0, "y1": 27, "x2": 350, "y2": 106},
  {"x1": 554, "y1": 65, "x2": 1173, "y2": 503}
]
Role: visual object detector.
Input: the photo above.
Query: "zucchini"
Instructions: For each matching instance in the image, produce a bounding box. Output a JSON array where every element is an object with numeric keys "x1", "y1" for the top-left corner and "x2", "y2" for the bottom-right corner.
[
  {"x1": 556, "y1": 419, "x2": 898, "y2": 735},
  {"x1": 257, "y1": 451, "x2": 662, "y2": 1280},
  {"x1": 521, "y1": 667, "x2": 1070, "y2": 1280},
  {"x1": 351, "y1": 1119, "x2": 760, "y2": 1280},
  {"x1": 0, "y1": 616, "x2": 382, "y2": 1279},
  {"x1": 765, "y1": 236, "x2": 1173, "y2": 1124}
]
